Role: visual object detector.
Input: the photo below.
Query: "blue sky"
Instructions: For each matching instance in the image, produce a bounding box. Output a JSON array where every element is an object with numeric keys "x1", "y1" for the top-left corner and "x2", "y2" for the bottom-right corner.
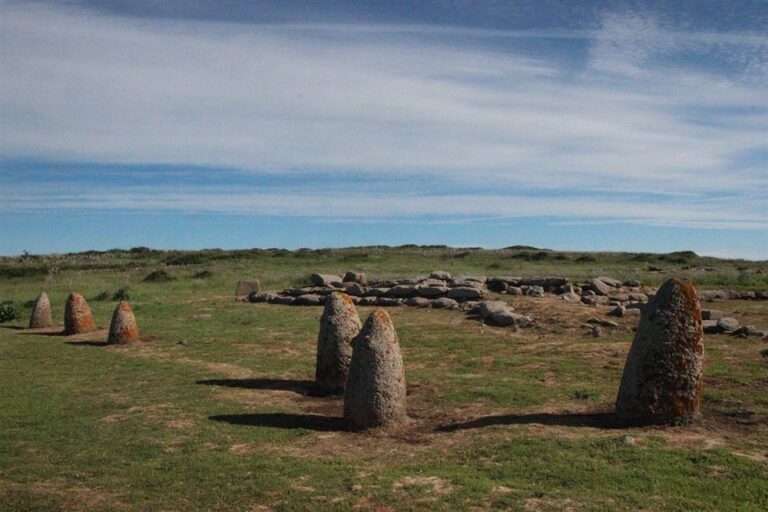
[{"x1": 1, "y1": 1, "x2": 767, "y2": 258}]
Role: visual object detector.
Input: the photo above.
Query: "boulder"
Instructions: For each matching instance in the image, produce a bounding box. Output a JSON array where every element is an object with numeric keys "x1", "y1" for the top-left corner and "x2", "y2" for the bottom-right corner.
[
  {"x1": 587, "y1": 278, "x2": 613, "y2": 296},
  {"x1": 597, "y1": 276, "x2": 623, "y2": 288},
  {"x1": 616, "y1": 277, "x2": 704, "y2": 425},
  {"x1": 628, "y1": 293, "x2": 648, "y2": 302},
  {"x1": 64, "y1": 293, "x2": 97, "y2": 335},
  {"x1": 431, "y1": 297, "x2": 459, "y2": 310},
  {"x1": 235, "y1": 279, "x2": 260, "y2": 297},
  {"x1": 607, "y1": 305, "x2": 625, "y2": 317},
  {"x1": 385, "y1": 285, "x2": 418, "y2": 298},
  {"x1": 315, "y1": 292, "x2": 362, "y2": 395},
  {"x1": 702, "y1": 320, "x2": 721, "y2": 334},
  {"x1": 716, "y1": 317, "x2": 739, "y2": 333},
  {"x1": 344, "y1": 309, "x2": 407, "y2": 428},
  {"x1": 107, "y1": 301, "x2": 140, "y2": 344},
  {"x1": 416, "y1": 285, "x2": 449, "y2": 298},
  {"x1": 429, "y1": 271, "x2": 452, "y2": 280},
  {"x1": 486, "y1": 278, "x2": 510, "y2": 293},
  {"x1": 507, "y1": 286, "x2": 524, "y2": 296},
  {"x1": 405, "y1": 297, "x2": 431, "y2": 308},
  {"x1": 343, "y1": 271, "x2": 367, "y2": 285},
  {"x1": 446, "y1": 287, "x2": 484, "y2": 301},
  {"x1": 294, "y1": 294, "x2": 324, "y2": 306},
  {"x1": 363, "y1": 288, "x2": 389, "y2": 297},
  {"x1": 358, "y1": 296, "x2": 378, "y2": 306},
  {"x1": 28, "y1": 292, "x2": 52, "y2": 328},
  {"x1": 623, "y1": 279, "x2": 642, "y2": 288},
  {"x1": 701, "y1": 309, "x2": 723, "y2": 321},
  {"x1": 560, "y1": 291, "x2": 581, "y2": 302},
  {"x1": 309, "y1": 273, "x2": 343, "y2": 287},
  {"x1": 478, "y1": 301, "x2": 529, "y2": 327},
  {"x1": 248, "y1": 291, "x2": 276, "y2": 303},
  {"x1": 524, "y1": 286, "x2": 545, "y2": 297},
  {"x1": 376, "y1": 297, "x2": 403, "y2": 307},
  {"x1": 342, "y1": 283, "x2": 366, "y2": 297}
]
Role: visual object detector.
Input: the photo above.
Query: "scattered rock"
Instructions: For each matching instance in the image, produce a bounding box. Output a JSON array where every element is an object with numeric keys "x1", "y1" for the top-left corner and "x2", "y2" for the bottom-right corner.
[
  {"x1": 587, "y1": 278, "x2": 613, "y2": 296},
  {"x1": 623, "y1": 279, "x2": 642, "y2": 288},
  {"x1": 616, "y1": 277, "x2": 704, "y2": 425},
  {"x1": 107, "y1": 301, "x2": 140, "y2": 344},
  {"x1": 235, "y1": 279, "x2": 260, "y2": 297},
  {"x1": 64, "y1": 293, "x2": 97, "y2": 335},
  {"x1": 268, "y1": 295, "x2": 295, "y2": 306},
  {"x1": 344, "y1": 309, "x2": 407, "y2": 428},
  {"x1": 446, "y1": 287, "x2": 484, "y2": 301},
  {"x1": 315, "y1": 292, "x2": 362, "y2": 395},
  {"x1": 358, "y1": 296, "x2": 378, "y2": 306},
  {"x1": 416, "y1": 285, "x2": 449, "y2": 298},
  {"x1": 431, "y1": 297, "x2": 459, "y2": 310},
  {"x1": 620, "y1": 435, "x2": 637, "y2": 446},
  {"x1": 429, "y1": 271, "x2": 452, "y2": 280},
  {"x1": 716, "y1": 317, "x2": 739, "y2": 333},
  {"x1": 701, "y1": 309, "x2": 723, "y2": 320},
  {"x1": 597, "y1": 276, "x2": 623, "y2": 288},
  {"x1": 587, "y1": 317, "x2": 618, "y2": 328},
  {"x1": 376, "y1": 297, "x2": 403, "y2": 307},
  {"x1": 507, "y1": 286, "x2": 524, "y2": 296},
  {"x1": 607, "y1": 305, "x2": 625, "y2": 317},
  {"x1": 248, "y1": 291, "x2": 276, "y2": 303},
  {"x1": 524, "y1": 286, "x2": 545, "y2": 297},
  {"x1": 28, "y1": 292, "x2": 52, "y2": 328},
  {"x1": 294, "y1": 294, "x2": 324, "y2": 306},
  {"x1": 309, "y1": 274, "x2": 343, "y2": 287},
  {"x1": 343, "y1": 271, "x2": 367, "y2": 285},
  {"x1": 405, "y1": 297, "x2": 431, "y2": 308},
  {"x1": 385, "y1": 285, "x2": 418, "y2": 298}
]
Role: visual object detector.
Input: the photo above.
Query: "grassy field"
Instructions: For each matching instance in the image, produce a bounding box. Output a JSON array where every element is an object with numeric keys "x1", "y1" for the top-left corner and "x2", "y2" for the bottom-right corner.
[{"x1": 1, "y1": 246, "x2": 767, "y2": 511}]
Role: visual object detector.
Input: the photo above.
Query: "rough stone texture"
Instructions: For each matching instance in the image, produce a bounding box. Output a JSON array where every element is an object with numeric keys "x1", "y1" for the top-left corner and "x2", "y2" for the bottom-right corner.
[
  {"x1": 64, "y1": 293, "x2": 97, "y2": 335},
  {"x1": 446, "y1": 287, "x2": 484, "y2": 301},
  {"x1": 315, "y1": 292, "x2": 362, "y2": 395},
  {"x1": 358, "y1": 296, "x2": 378, "y2": 306},
  {"x1": 597, "y1": 276, "x2": 623, "y2": 288},
  {"x1": 431, "y1": 297, "x2": 459, "y2": 310},
  {"x1": 616, "y1": 277, "x2": 704, "y2": 426},
  {"x1": 376, "y1": 297, "x2": 403, "y2": 307},
  {"x1": 28, "y1": 292, "x2": 52, "y2": 328},
  {"x1": 344, "y1": 309, "x2": 407, "y2": 429},
  {"x1": 524, "y1": 286, "x2": 545, "y2": 297},
  {"x1": 294, "y1": 294, "x2": 324, "y2": 306},
  {"x1": 385, "y1": 285, "x2": 418, "y2": 298},
  {"x1": 478, "y1": 301, "x2": 529, "y2": 327},
  {"x1": 405, "y1": 297, "x2": 431, "y2": 308},
  {"x1": 416, "y1": 285, "x2": 449, "y2": 298},
  {"x1": 701, "y1": 309, "x2": 723, "y2": 320},
  {"x1": 429, "y1": 271, "x2": 451, "y2": 280},
  {"x1": 342, "y1": 283, "x2": 366, "y2": 296},
  {"x1": 248, "y1": 291, "x2": 276, "y2": 303},
  {"x1": 309, "y1": 273, "x2": 343, "y2": 287},
  {"x1": 235, "y1": 279, "x2": 260, "y2": 297},
  {"x1": 108, "y1": 301, "x2": 140, "y2": 344},
  {"x1": 716, "y1": 317, "x2": 739, "y2": 332},
  {"x1": 588, "y1": 278, "x2": 613, "y2": 296},
  {"x1": 343, "y1": 271, "x2": 367, "y2": 285}
]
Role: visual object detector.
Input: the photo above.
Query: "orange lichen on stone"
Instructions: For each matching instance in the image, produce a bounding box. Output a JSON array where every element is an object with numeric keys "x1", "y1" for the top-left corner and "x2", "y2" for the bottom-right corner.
[
  {"x1": 314, "y1": 292, "x2": 362, "y2": 394},
  {"x1": 108, "y1": 301, "x2": 140, "y2": 344},
  {"x1": 64, "y1": 293, "x2": 96, "y2": 335}
]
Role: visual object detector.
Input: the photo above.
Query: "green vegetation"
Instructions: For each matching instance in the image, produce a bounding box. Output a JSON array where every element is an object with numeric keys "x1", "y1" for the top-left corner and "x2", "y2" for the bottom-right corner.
[{"x1": 0, "y1": 246, "x2": 766, "y2": 510}]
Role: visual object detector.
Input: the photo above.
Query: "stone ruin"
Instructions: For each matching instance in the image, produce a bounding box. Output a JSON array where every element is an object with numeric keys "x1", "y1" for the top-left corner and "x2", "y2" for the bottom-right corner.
[
  {"x1": 108, "y1": 300, "x2": 140, "y2": 344},
  {"x1": 616, "y1": 277, "x2": 704, "y2": 425},
  {"x1": 315, "y1": 292, "x2": 361, "y2": 395},
  {"x1": 28, "y1": 292, "x2": 52, "y2": 328},
  {"x1": 64, "y1": 293, "x2": 96, "y2": 335},
  {"x1": 344, "y1": 309, "x2": 407, "y2": 429}
]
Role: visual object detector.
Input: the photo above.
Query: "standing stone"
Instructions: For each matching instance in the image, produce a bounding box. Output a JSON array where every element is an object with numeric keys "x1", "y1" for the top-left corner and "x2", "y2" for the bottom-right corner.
[
  {"x1": 235, "y1": 279, "x2": 260, "y2": 297},
  {"x1": 108, "y1": 301, "x2": 140, "y2": 344},
  {"x1": 315, "y1": 292, "x2": 362, "y2": 394},
  {"x1": 343, "y1": 271, "x2": 367, "y2": 285},
  {"x1": 28, "y1": 292, "x2": 52, "y2": 328},
  {"x1": 616, "y1": 277, "x2": 704, "y2": 425},
  {"x1": 64, "y1": 293, "x2": 96, "y2": 335},
  {"x1": 344, "y1": 309, "x2": 407, "y2": 428}
]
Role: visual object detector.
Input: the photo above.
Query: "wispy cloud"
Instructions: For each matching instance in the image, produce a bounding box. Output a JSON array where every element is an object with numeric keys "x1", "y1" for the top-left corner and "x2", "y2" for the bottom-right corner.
[{"x1": 1, "y1": 2, "x2": 766, "y2": 230}]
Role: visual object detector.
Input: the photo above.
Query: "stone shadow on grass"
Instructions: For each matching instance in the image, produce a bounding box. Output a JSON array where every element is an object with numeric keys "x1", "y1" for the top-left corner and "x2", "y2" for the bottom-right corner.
[
  {"x1": 209, "y1": 413, "x2": 348, "y2": 432},
  {"x1": 65, "y1": 340, "x2": 109, "y2": 347},
  {"x1": 437, "y1": 412, "x2": 625, "y2": 432},
  {"x1": 196, "y1": 378, "x2": 325, "y2": 396}
]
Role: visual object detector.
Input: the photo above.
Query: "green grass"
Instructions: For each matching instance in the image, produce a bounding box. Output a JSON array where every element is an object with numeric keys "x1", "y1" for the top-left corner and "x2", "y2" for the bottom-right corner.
[{"x1": 1, "y1": 247, "x2": 767, "y2": 510}]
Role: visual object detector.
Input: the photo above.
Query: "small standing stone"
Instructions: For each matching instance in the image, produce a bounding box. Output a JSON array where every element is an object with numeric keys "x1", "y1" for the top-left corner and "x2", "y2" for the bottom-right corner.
[
  {"x1": 28, "y1": 292, "x2": 52, "y2": 328},
  {"x1": 344, "y1": 309, "x2": 407, "y2": 428},
  {"x1": 616, "y1": 277, "x2": 704, "y2": 425},
  {"x1": 64, "y1": 293, "x2": 96, "y2": 335},
  {"x1": 235, "y1": 279, "x2": 260, "y2": 297},
  {"x1": 315, "y1": 292, "x2": 362, "y2": 394},
  {"x1": 108, "y1": 301, "x2": 140, "y2": 344}
]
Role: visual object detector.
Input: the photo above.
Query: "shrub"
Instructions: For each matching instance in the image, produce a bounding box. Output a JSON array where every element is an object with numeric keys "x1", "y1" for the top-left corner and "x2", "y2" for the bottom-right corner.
[
  {"x1": 575, "y1": 255, "x2": 596, "y2": 262},
  {"x1": 143, "y1": 270, "x2": 173, "y2": 283},
  {"x1": 112, "y1": 288, "x2": 131, "y2": 301},
  {"x1": 0, "y1": 301, "x2": 21, "y2": 323},
  {"x1": 92, "y1": 291, "x2": 110, "y2": 301},
  {"x1": 164, "y1": 253, "x2": 209, "y2": 266}
]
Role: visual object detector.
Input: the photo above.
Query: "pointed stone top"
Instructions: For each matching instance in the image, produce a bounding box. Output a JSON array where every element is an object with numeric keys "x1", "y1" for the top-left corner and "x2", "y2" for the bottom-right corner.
[
  {"x1": 652, "y1": 277, "x2": 701, "y2": 319},
  {"x1": 326, "y1": 291, "x2": 357, "y2": 312},
  {"x1": 64, "y1": 292, "x2": 96, "y2": 335},
  {"x1": 29, "y1": 292, "x2": 52, "y2": 328},
  {"x1": 359, "y1": 308, "x2": 398, "y2": 346}
]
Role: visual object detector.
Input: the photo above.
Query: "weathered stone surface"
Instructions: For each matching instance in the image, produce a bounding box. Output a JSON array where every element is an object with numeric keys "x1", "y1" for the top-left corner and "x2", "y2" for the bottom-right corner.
[
  {"x1": 405, "y1": 297, "x2": 431, "y2": 308},
  {"x1": 28, "y1": 292, "x2": 52, "y2": 328},
  {"x1": 587, "y1": 278, "x2": 613, "y2": 296},
  {"x1": 616, "y1": 277, "x2": 704, "y2": 425},
  {"x1": 607, "y1": 305, "x2": 625, "y2": 317},
  {"x1": 235, "y1": 279, "x2": 260, "y2": 297},
  {"x1": 431, "y1": 297, "x2": 459, "y2": 310},
  {"x1": 628, "y1": 293, "x2": 648, "y2": 302},
  {"x1": 702, "y1": 320, "x2": 721, "y2": 334},
  {"x1": 268, "y1": 295, "x2": 296, "y2": 305},
  {"x1": 524, "y1": 286, "x2": 545, "y2": 297},
  {"x1": 478, "y1": 301, "x2": 529, "y2": 327},
  {"x1": 429, "y1": 271, "x2": 451, "y2": 280},
  {"x1": 363, "y1": 288, "x2": 389, "y2": 297},
  {"x1": 376, "y1": 297, "x2": 403, "y2": 307},
  {"x1": 343, "y1": 271, "x2": 367, "y2": 285},
  {"x1": 315, "y1": 292, "x2": 362, "y2": 395},
  {"x1": 418, "y1": 278, "x2": 447, "y2": 287},
  {"x1": 64, "y1": 293, "x2": 96, "y2": 335},
  {"x1": 597, "y1": 276, "x2": 623, "y2": 288},
  {"x1": 716, "y1": 317, "x2": 739, "y2": 332},
  {"x1": 560, "y1": 291, "x2": 581, "y2": 302},
  {"x1": 486, "y1": 278, "x2": 509, "y2": 293},
  {"x1": 358, "y1": 296, "x2": 378, "y2": 306},
  {"x1": 248, "y1": 291, "x2": 276, "y2": 303},
  {"x1": 701, "y1": 309, "x2": 723, "y2": 321},
  {"x1": 445, "y1": 287, "x2": 484, "y2": 301},
  {"x1": 608, "y1": 293, "x2": 630, "y2": 302},
  {"x1": 344, "y1": 309, "x2": 407, "y2": 429},
  {"x1": 416, "y1": 285, "x2": 449, "y2": 298},
  {"x1": 623, "y1": 279, "x2": 642, "y2": 288},
  {"x1": 108, "y1": 301, "x2": 139, "y2": 344},
  {"x1": 294, "y1": 294, "x2": 324, "y2": 306},
  {"x1": 309, "y1": 273, "x2": 343, "y2": 287},
  {"x1": 342, "y1": 283, "x2": 366, "y2": 297},
  {"x1": 507, "y1": 286, "x2": 523, "y2": 296},
  {"x1": 385, "y1": 285, "x2": 418, "y2": 298}
]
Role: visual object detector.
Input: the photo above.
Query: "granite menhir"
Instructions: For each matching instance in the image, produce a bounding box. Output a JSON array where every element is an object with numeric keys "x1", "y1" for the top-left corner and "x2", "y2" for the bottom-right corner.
[
  {"x1": 315, "y1": 292, "x2": 361, "y2": 394},
  {"x1": 64, "y1": 293, "x2": 96, "y2": 335},
  {"x1": 616, "y1": 277, "x2": 704, "y2": 425},
  {"x1": 28, "y1": 292, "x2": 52, "y2": 328},
  {"x1": 108, "y1": 301, "x2": 140, "y2": 344}
]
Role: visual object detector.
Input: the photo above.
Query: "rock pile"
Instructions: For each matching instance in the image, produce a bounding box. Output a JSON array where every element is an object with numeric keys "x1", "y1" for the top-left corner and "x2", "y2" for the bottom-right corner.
[
  {"x1": 64, "y1": 293, "x2": 96, "y2": 335},
  {"x1": 616, "y1": 277, "x2": 704, "y2": 426},
  {"x1": 344, "y1": 309, "x2": 407, "y2": 429},
  {"x1": 108, "y1": 301, "x2": 140, "y2": 344},
  {"x1": 315, "y1": 292, "x2": 362, "y2": 395},
  {"x1": 28, "y1": 292, "x2": 52, "y2": 328}
]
